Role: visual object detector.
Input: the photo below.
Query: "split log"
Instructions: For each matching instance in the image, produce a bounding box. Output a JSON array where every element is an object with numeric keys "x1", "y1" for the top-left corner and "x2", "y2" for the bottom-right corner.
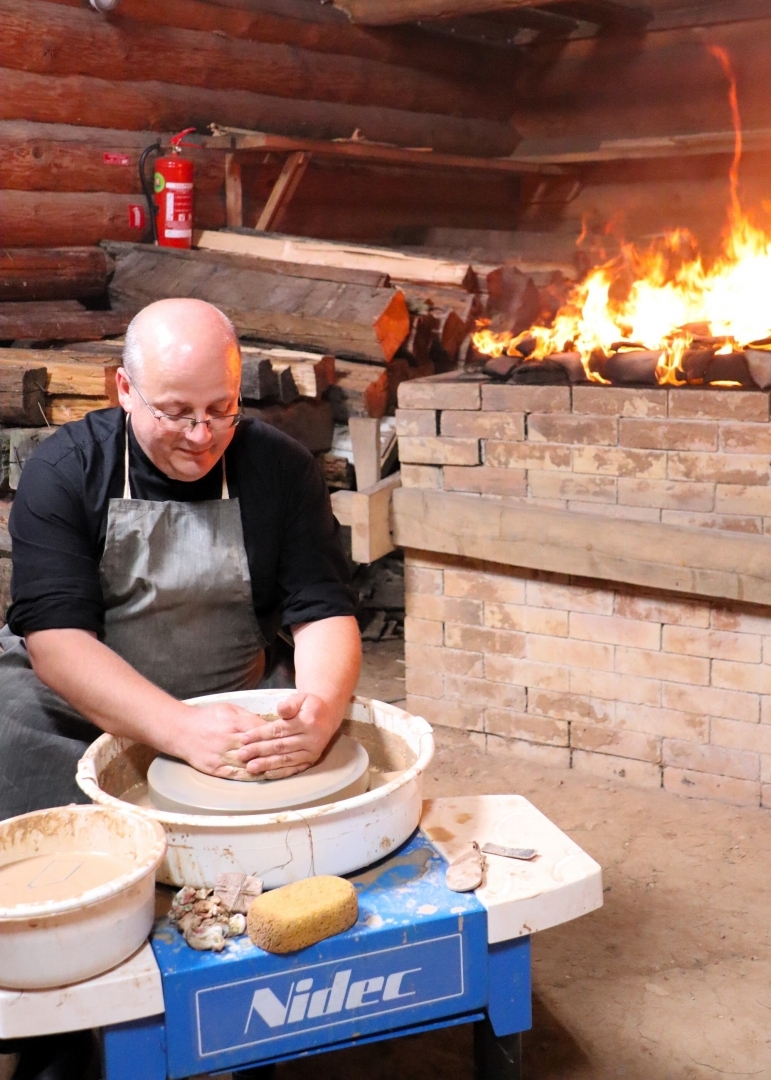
[
  {"x1": 1, "y1": 0, "x2": 509, "y2": 122},
  {"x1": 0, "y1": 67, "x2": 518, "y2": 159},
  {"x1": 0, "y1": 121, "x2": 225, "y2": 196},
  {"x1": 46, "y1": 397, "x2": 113, "y2": 424},
  {"x1": 107, "y1": 246, "x2": 410, "y2": 363},
  {"x1": 42, "y1": 0, "x2": 509, "y2": 84},
  {"x1": 330, "y1": 359, "x2": 411, "y2": 419},
  {"x1": 0, "y1": 190, "x2": 224, "y2": 249},
  {"x1": 240, "y1": 346, "x2": 335, "y2": 399},
  {"x1": 168, "y1": 243, "x2": 391, "y2": 289},
  {"x1": 196, "y1": 231, "x2": 477, "y2": 289},
  {"x1": 485, "y1": 266, "x2": 541, "y2": 333},
  {"x1": 243, "y1": 399, "x2": 334, "y2": 453},
  {"x1": 320, "y1": 453, "x2": 356, "y2": 491},
  {"x1": 0, "y1": 349, "x2": 120, "y2": 402},
  {"x1": 0, "y1": 359, "x2": 48, "y2": 426},
  {"x1": 0, "y1": 302, "x2": 130, "y2": 344},
  {"x1": 0, "y1": 248, "x2": 112, "y2": 302},
  {"x1": 398, "y1": 314, "x2": 436, "y2": 366},
  {"x1": 241, "y1": 356, "x2": 298, "y2": 404}
]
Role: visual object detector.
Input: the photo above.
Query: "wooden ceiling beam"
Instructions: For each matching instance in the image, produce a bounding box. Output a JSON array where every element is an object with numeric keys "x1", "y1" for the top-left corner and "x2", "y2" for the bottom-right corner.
[{"x1": 334, "y1": 0, "x2": 650, "y2": 30}]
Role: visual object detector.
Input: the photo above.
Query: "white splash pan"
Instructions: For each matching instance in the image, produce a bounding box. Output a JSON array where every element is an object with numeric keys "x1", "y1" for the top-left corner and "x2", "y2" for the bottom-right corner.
[{"x1": 77, "y1": 692, "x2": 434, "y2": 889}]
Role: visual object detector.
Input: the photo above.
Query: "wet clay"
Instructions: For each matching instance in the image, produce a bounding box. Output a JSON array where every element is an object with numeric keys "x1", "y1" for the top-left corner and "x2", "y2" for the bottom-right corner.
[{"x1": 0, "y1": 852, "x2": 133, "y2": 908}]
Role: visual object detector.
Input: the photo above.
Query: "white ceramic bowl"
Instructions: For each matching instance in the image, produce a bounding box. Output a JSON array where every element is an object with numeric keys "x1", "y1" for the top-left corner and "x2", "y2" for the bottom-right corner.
[
  {"x1": 0, "y1": 804, "x2": 166, "y2": 990},
  {"x1": 77, "y1": 693, "x2": 434, "y2": 889}
]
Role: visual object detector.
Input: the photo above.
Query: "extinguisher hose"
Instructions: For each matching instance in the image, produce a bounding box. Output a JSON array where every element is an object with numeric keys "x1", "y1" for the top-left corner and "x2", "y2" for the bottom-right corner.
[{"x1": 139, "y1": 141, "x2": 162, "y2": 244}]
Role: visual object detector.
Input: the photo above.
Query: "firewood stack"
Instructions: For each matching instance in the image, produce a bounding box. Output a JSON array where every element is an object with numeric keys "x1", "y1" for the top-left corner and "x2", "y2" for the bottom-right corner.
[{"x1": 0, "y1": 237, "x2": 559, "y2": 498}]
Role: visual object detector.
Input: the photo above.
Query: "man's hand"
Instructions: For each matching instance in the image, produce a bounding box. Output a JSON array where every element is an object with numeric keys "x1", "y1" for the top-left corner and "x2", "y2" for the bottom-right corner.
[
  {"x1": 236, "y1": 693, "x2": 342, "y2": 779},
  {"x1": 173, "y1": 702, "x2": 274, "y2": 780}
]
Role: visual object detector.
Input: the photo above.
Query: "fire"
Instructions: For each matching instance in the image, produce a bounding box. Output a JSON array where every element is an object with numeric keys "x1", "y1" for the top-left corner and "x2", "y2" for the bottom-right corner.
[{"x1": 473, "y1": 47, "x2": 771, "y2": 386}]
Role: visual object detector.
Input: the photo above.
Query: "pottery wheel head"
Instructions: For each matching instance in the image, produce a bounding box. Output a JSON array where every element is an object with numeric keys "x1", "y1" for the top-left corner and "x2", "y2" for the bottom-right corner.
[{"x1": 147, "y1": 733, "x2": 370, "y2": 815}]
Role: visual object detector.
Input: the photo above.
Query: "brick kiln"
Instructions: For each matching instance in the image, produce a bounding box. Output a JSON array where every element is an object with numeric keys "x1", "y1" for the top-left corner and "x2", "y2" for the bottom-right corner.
[{"x1": 395, "y1": 375, "x2": 771, "y2": 809}]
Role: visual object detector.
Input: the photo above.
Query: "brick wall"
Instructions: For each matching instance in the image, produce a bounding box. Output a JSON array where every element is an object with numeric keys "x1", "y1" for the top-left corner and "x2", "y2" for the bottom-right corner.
[
  {"x1": 398, "y1": 376, "x2": 771, "y2": 806},
  {"x1": 405, "y1": 551, "x2": 771, "y2": 808},
  {"x1": 397, "y1": 380, "x2": 771, "y2": 533}
]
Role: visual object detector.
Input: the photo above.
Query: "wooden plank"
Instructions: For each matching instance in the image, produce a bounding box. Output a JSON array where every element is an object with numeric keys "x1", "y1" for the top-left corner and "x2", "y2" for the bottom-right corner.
[
  {"x1": 393, "y1": 488, "x2": 771, "y2": 606},
  {"x1": 206, "y1": 130, "x2": 562, "y2": 174},
  {"x1": 0, "y1": 301, "x2": 129, "y2": 343},
  {"x1": 332, "y1": 472, "x2": 401, "y2": 563},
  {"x1": 107, "y1": 245, "x2": 410, "y2": 363},
  {"x1": 196, "y1": 229, "x2": 477, "y2": 289},
  {"x1": 0, "y1": 74, "x2": 518, "y2": 161},
  {"x1": 512, "y1": 127, "x2": 771, "y2": 164},
  {"x1": 256, "y1": 152, "x2": 311, "y2": 231},
  {"x1": 0, "y1": 247, "x2": 111, "y2": 302},
  {"x1": 0, "y1": 349, "x2": 120, "y2": 401},
  {"x1": 349, "y1": 416, "x2": 382, "y2": 490},
  {"x1": 225, "y1": 154, "x2": 243, "y2": 229},
  {"x1": 2, "y1": 0, "x2": 510, "y2": 122}
]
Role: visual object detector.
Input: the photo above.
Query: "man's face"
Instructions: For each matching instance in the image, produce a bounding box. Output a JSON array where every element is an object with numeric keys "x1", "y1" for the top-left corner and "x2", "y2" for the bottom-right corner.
[{"x1": 116, "y1": 323, "x2": 241, "y2": 483}]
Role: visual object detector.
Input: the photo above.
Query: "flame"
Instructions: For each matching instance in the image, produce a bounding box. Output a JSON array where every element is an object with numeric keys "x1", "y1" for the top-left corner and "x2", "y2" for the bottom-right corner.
[{"x1": 473, "y1": 47, "x2": 771, "y2": 385}]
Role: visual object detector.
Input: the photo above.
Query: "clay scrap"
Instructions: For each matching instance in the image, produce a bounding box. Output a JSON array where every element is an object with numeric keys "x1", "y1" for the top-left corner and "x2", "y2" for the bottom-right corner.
[
  {"x1": 170, "y1": 872, "x2": 263, "y2": 951},
  {"x1": 445, "y1": 841, "x2": 485, "y2": 893}
]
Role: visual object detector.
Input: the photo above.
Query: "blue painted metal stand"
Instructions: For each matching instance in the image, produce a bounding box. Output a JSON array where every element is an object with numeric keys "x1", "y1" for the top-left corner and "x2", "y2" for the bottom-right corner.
[{"x1": 101, "y1": 832, "x2": 530, "y2": 1080}]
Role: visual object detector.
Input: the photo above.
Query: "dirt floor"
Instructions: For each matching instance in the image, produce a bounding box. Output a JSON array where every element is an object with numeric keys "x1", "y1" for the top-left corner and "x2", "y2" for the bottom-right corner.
[{"x1": 276, "y1": 639, "x2": 771, "y2": 1080}]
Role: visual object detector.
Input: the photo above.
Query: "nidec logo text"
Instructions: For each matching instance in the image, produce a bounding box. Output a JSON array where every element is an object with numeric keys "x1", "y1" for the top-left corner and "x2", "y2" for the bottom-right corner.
[{"x1": 244, "y1": 967, "x2": 420, "y2": 1031}]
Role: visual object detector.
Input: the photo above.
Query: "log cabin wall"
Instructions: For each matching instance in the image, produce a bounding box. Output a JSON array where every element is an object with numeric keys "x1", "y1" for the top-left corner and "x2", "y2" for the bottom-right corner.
[{"x1": 0, "y1": 0, "x2": 524, "y2": 247}]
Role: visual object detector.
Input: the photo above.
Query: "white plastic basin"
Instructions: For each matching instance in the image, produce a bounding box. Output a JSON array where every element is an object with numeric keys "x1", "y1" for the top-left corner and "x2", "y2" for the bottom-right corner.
[
  {"x1": 77, "y1": 692, "x2": 434, "y2": 889},
  {"x1": 0, "y1": 804, "x2": 166, "y2": 990}
]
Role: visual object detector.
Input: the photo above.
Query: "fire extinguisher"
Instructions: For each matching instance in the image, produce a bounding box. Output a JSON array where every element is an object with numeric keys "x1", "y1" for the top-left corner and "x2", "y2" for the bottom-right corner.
[{"x1": 139, "y1": 129, "x2": 196, "y2": 248}]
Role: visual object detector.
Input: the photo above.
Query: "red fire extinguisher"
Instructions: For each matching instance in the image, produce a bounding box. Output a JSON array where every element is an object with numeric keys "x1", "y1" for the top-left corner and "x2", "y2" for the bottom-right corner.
[{"x1": 139, "y1": 129, "x2": 196, "y2": 248}]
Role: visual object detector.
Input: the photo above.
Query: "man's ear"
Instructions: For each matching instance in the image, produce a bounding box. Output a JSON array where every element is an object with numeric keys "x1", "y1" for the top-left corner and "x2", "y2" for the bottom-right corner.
[{"x1": 115, "y1": 367, "x2": 133, "y2": 412}]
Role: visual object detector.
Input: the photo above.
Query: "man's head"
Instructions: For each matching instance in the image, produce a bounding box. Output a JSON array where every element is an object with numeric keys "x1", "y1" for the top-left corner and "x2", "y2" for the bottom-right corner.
[{"x1": 116, "y1": 298, "x2": 241, "y2": 482}]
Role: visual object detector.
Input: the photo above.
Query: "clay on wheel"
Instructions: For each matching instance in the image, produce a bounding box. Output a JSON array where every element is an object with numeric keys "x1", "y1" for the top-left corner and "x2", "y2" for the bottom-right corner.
[{"x1": 147, "y1": 733, "x2": 370, "y2": 815}]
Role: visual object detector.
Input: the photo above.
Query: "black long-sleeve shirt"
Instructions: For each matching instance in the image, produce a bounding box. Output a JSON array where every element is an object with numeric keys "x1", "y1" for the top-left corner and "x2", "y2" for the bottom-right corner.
[{"x1": 8, "y1": 408, "x2": 356, "y2": 640}]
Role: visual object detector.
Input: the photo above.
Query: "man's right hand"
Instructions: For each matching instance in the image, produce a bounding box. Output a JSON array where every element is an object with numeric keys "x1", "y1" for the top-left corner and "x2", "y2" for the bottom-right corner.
[{"x1": 173, "y1": 702, "x2": 266, "y2": 780}]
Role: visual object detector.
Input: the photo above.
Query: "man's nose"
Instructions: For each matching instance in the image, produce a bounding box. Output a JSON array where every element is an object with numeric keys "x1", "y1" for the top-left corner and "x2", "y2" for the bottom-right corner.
[{"x1": 184, "y1": 420, "x2": 214, "y2": 445}]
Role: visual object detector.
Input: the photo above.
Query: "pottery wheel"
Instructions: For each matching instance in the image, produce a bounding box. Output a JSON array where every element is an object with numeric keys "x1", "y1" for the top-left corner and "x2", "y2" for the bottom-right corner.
[{"x1": 146, "y1": 734, "x2": 370, "y2": 815}]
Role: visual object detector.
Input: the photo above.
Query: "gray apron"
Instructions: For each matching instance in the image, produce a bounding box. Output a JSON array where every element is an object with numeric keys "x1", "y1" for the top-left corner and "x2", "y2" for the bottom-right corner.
[{"x1": 0, "y1": 425, "x2": 267, "y2": 819}]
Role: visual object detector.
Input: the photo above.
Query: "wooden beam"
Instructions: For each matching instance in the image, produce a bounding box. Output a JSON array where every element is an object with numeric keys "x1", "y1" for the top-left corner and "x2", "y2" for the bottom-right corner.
[
  {"x1": 0, "y1": 302, "x2": 129, "y2": 343},
  {"x1": 0, "y1": 248, "x2": 111, "y2": 302},
  {"x1": 207, "y1": 129, "x2": 563, "y2": 174},
  {"x1": 334, "y1": 0, "x2": 648, "y2": 27},
  {"x1": 393, "y1": 488, "x2": 771, "y2": 607},
  {"x1": 0, "y1": 359, "x2": 48, "y2": 426},
  {"x1": 331, "y1": 471, "x2": 401, "y2": 563},
  {"x1": 349, "y1": 416, "x2": 382, "y2": 490},
  {"x1": 106, "y1": 244, "x2": 410, "y2": 363},
  {"x1": 195, "y1": 229, "x2": 477, "y2": 289},
  {"x1": 256, "y1": 151, "x2": 311, "y2": 232},
  {"x1": 512, "y1": 127, "x2": 771, "y2": 165},
  {"x1": 225, "y1": 154, "x2": 243, "y2": 229}
]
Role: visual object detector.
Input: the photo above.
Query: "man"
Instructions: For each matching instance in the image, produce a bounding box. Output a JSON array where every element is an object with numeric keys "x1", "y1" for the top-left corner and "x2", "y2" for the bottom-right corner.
[{"x1": 0, "y1": 297, "x2": 361, "y2": 820}]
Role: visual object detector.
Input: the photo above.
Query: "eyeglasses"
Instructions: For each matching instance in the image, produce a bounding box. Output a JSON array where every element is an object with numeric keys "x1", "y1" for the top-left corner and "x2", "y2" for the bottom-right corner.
[{"x1": 126, "y1": 374, "x2": 242, "y2": 433}]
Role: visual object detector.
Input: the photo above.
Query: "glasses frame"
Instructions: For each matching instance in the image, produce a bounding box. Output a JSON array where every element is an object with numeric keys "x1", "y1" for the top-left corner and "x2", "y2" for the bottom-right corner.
[{"x1": 125, "y1": 373, "x2": 243, "y2": 432}]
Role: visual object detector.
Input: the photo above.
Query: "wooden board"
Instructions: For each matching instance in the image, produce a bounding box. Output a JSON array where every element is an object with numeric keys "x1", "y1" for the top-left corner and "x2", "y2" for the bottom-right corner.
[
  {"x1": 2, "y1": 0, "x2": 509, "y2": 122},
  {"x1": 0, "y1": 67, "x2": 517, "y2": 158},
  {"x1": 331, "y1": 472, "x2": 401, "y2": 563},
  {"x1": 107, "y1": 246, "x2": 410, "y2": 363},
  {"x1": 0, "y1": 301, "x2": 130, "y2": 343},
  {"x1": 0, "y1": 247, "x2": 111, "y2": 302},
  {"x1": 393, "y1": 488, "x2": 771, "y2": 606},
  {"x1": 196, "y1": 230, "x2": 477, "y2": 289}
]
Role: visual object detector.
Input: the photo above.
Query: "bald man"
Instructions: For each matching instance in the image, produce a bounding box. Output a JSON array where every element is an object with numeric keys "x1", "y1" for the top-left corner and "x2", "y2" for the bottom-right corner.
[{"x1": 0, "y1": 298, "x2": 361, "y2": 820}]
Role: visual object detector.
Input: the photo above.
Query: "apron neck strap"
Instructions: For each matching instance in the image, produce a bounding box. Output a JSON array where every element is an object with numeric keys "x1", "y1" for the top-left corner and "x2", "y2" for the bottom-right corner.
[{"x1": 123, "y1": 417, "x2": 230, "y2": 500}]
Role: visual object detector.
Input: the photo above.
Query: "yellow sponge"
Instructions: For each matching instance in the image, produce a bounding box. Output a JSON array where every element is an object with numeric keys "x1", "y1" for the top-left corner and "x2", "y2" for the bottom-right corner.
[{"x1": 247, "y1": 876, "x2": 358, "y2": 954}]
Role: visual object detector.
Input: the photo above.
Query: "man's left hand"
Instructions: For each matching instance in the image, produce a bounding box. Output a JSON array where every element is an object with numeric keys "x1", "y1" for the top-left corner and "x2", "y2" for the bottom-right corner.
[{"x1": 237, "y1": 693, "x2": 342, "y2": 779}]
